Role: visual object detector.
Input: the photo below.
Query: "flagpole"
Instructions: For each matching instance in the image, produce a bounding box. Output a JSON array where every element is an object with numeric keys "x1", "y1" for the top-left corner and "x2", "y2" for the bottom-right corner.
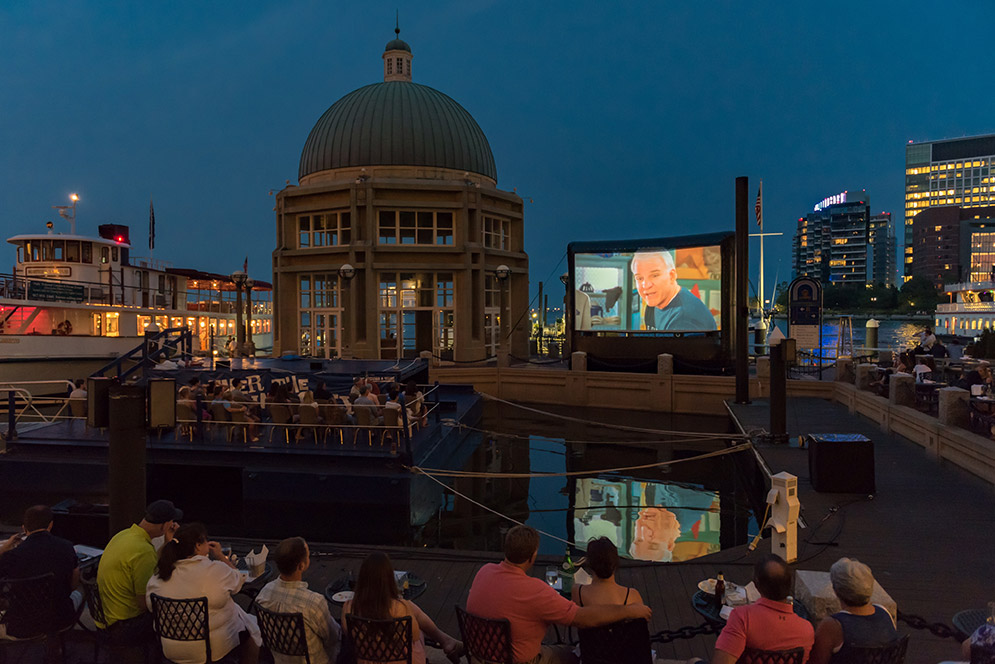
[{"x1": 758, "y1": 180, "x2": 764, "y2": 316}]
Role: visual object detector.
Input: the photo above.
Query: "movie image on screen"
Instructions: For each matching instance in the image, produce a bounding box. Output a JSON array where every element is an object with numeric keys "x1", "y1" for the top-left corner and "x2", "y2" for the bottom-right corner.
[
  {"x1": 573, "y1": 245, "x2": 721, "y2": 333},
  {"x1": 572, "y1": 477, "x2": 720, "y2": 563}
]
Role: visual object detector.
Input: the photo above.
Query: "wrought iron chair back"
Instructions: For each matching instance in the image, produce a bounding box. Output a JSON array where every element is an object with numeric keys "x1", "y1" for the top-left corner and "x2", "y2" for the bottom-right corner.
[
  {"x1": 0, "y1": 572, "x2": 57, "y2": 641},
  {"x1": 80, "y1": 574, "x2": 107, "y2": 628},
  {"x1": 150, "y1": 594, "x2": 211, "y2": 663},
  {"x1": 577, "y1": 618, "x2": 653, "y2": 664},
  {"x1": 737, "y1": 647, "x2": 806, "y2": 664},
  {"x1": 256, "y1": 605, "x2": 311, "y2": 663},
  {"x1": 847, "y1": 634, "x2": 910, "y2": 664},
  {"x1": 344, "y1": 614, "x2": 412, "y2": 664},
  {"x1": 455, "y1": 605, "x2": 513, "y2": 664}
]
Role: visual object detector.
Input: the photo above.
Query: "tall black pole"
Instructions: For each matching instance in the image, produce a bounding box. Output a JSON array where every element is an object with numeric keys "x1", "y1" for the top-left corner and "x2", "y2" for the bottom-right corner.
[
  {"x1": 735, "y1": 176, "x2": 750, "y2": 404},
  {"x1": 108, "y1": 384, "x2": 147, "y2": 537},
  {"x1": 770, "y1": 343, "x2": 787, "y2": 442}
]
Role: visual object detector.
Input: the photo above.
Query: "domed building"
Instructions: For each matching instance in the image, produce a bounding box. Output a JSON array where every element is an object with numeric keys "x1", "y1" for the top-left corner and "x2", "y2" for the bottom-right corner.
[{"x1": 273, "y1": 30, "x2": 528, "y2": 361}]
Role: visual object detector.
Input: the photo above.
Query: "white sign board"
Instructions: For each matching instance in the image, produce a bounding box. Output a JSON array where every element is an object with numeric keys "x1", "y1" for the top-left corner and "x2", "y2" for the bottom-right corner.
[{"x1": 791, "y1": 325, "x2": 820, "y2": 351}]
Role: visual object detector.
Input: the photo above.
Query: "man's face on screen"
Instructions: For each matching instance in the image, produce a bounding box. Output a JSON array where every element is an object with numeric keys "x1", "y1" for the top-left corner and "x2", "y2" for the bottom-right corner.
[
  {"x1": 631, "y1": 507, "x2": 681, "y2": 561},
  {"x1": 632, "y1": 255, "x2": 678, "y2": 309}
]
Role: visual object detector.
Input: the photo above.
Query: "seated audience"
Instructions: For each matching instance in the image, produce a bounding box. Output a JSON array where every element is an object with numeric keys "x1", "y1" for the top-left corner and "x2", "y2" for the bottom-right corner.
[
  {"x1": 97, "y1": 500, "x2": 182, "y2": 645},
  {"x1": 69, "y1": 378, "x2": 88, "y2": 402},
  {"x1": 468, "y1": 525, "x2": 651, "y2": 664},
  {"x1": 146, "y1": 523, "x2": 260, "y2": 664},
  {"x1": 404, "y1": 381, "x2": 426, "y2": 426},
  {"x1": 572, "y1": 536, "x2": 642, "y2": 608},
  {"x1": 343, "y1": 552, "x2": 461, "y2": 664},
  {"x1": 808, "y1": 558, "x2": 898, "y2": 664},
  {"x1": 314, "y1": 382, "x2": 332, "y2": 402},
  {"x1": 711, "y1": 554, "x2": 814, "y2": 664},
  {"x1": 0, "y1": 505, "x2": 82, "y2": 638},
  {"x1": 254, "y1": 537, "x2": 341, "y2": 664},
  {"x1": 353, "y1": 385, "x2": 383, "y2": 425},
  {"x1": 957, "y1": 362, "x2": 992, "y2": 392}
]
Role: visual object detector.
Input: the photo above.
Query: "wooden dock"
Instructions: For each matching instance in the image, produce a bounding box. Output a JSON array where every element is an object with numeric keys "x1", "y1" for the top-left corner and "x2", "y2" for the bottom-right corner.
[{"x1": 256, "y1": 396, "x2": 994, "y2": 664}]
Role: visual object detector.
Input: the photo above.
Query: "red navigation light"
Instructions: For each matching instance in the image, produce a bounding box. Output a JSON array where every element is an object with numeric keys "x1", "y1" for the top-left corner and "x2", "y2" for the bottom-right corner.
[{"x1": 116, "y1": 235, "x2": 124, "y2": 242}]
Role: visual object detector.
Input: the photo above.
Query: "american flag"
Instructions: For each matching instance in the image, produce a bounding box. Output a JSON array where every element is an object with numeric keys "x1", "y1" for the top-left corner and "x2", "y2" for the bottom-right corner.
[
  {"x1": 243, "y1": 256, "x2": 248, "y2": 274},
  {"x1": 755, "y1": 181, "x2": 763, "y2": 228},
  {"x1": 149, "y1": 199, "x2": 155, "y2": 250}
]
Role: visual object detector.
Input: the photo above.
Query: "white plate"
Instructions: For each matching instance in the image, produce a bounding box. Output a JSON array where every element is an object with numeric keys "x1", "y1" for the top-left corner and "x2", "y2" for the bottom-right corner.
[
  {"x1": 332, "y1": 591, "x2": 355, "y2": 603},
  {"x1": 698, "y1": 579, "x2": 741, "y2": 599}
]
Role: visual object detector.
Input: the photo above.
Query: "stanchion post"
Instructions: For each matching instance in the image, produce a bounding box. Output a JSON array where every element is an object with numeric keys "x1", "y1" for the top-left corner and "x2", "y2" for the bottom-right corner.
[
  {"x1": 108, "y1": 384, "x2": 147, "y2": 537},
  {"x1": 770, "y1": 343, "x2": 787, "y2": 443}
]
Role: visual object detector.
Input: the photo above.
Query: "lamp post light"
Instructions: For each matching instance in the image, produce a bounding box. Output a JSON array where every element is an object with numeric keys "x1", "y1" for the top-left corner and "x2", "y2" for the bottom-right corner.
[
  {"x1": 244, "y1": 277, "x2": 256, "y2": 359},
  {"x1": 230, "y1": 269, "x2": 247, "y2": 368},
  {"x1": 495, "y1": 265, "x2": 511, "y2": 363},
  {"x1": 53, "y1": 193, "x2": 80, "y2": 235}
]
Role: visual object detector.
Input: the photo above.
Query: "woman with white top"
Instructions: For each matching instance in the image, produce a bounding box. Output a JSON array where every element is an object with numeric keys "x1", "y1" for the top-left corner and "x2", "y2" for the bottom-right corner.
[{"x1": 146, "y1": 523, "x2": 260, "y2": 664}]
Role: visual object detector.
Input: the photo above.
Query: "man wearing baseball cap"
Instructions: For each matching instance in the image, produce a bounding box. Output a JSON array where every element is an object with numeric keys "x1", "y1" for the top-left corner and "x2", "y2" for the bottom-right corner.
[{"x1": 96, "y1": 500, "x2": 182, "y2": 645}]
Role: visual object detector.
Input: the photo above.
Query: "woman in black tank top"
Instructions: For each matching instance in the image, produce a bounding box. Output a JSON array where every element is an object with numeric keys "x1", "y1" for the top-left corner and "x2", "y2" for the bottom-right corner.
[{"x1": 571, "y1": 537, "x2": 643, "y2": 608}]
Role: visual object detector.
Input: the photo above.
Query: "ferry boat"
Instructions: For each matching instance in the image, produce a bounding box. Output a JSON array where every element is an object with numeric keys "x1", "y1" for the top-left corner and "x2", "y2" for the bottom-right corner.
[
  {"x1": 0, "y1": 207, "x2": 272, "y2": 383},
  {"x1": 935, "y1": 280, "x2": 995, "y2": 337}
]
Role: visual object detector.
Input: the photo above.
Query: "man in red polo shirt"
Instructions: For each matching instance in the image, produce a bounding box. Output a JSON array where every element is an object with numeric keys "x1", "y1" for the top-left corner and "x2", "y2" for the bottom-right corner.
[
  {"x1": 712, "y1": 554, "x2": 815, "y2": 663},
  {"x1": 467, "y1": 525, "x2": 651, "y2": 664}
]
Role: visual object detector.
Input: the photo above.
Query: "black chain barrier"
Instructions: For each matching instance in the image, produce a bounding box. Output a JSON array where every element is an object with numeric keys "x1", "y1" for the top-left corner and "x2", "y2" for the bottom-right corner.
[
  {"x1": 649, "y1": 622, "x2": 721, "y2": 643},
  {"x1": 897, "y1": 611, "x2": 962, "y2": 641}
]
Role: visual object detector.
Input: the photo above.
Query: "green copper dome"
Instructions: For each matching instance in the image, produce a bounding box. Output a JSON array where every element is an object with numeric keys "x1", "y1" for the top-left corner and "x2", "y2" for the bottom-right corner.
[
  {"x1": 384, "y1": 38, "x2": 410, "y2": 53},
  {"x1": 298, "y1": 81, "x2": 498, "y2": 182}
]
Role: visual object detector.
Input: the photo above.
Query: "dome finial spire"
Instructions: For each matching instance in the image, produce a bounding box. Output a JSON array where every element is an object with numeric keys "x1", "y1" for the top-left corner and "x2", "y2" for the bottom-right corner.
[{"x1": 383, "y1": 18, "x2": 412, "y2": 82}]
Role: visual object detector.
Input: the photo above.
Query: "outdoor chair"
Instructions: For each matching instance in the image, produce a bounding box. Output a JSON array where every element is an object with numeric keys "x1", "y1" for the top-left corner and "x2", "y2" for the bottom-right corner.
[
  {"x1": 0, "y1": 572, "x2": 74, "y2": 664},
  {"x1": 298, "y1": 405, "x2": 322, "y2": 444},
  {"x1": 344, "y1": 614, "x2": 412, "y2": 664},
  {"x1": 846, "y1": 634, "x2": 909, "y2": 664},
  {"x1": 320, "y1": 403, "x2": 347, "y2": 444},
  {"x1": 150, "y1": 594, "x2": 211, "y2": 664},
  {"x1": 455, "y1": 605, "x2": 513, "y2": 664},
  {"x1": 175, "y1": 402, "x2": 197, "y2": 442},
  {"x1": 228, "y1": 408, "x2": 251, "y2": 444},
  {"x1": 354, "y1": 406, "x2": 379, "y2": 446},
  {"x1": 268, "y1": 404, "x2": 293, "y2": 444},
  {"x1": 737, "y1": 647, "x2": 805, "y2": 664},
  {"x1": 255, "y1": 605, "x2": 311, "y2": 664},
  {"x1": 78, "y1": 573, "x2": 112, "y2": 662},
  {"x1": 577, "y1": 618, "x2": 652, "y2": 664},
  {"x1": 382, "y1": 408, "x2": 403, "y2": 451},
  {"x1": 209, "y1": 403, "x2": 231, "y2": 442}
]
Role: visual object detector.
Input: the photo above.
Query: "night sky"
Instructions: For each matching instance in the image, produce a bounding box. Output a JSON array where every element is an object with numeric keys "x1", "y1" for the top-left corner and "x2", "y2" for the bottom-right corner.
[{"x1": 3, "y1": 2, "x2": 994, "y2": 305}]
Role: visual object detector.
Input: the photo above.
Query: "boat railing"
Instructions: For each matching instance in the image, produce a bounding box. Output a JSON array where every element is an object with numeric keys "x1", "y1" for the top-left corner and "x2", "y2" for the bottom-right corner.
[
  {"x1": 0, "y1": 380, "x2": 76, "y2": 442},
  {"x1": 0, "y1": 271, "x2": 271, "y2": 315}
]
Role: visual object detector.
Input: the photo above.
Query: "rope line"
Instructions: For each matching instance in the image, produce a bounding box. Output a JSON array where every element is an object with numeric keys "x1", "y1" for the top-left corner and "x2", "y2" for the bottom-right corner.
[
  {"x1": 410, "y1": 466, "x2": 572, "y2": 546},
  {"x1": 411, "y1": 442, "x2": 752, "y2": 479},
  {"x1": 479, "y1": 393, "x2": 749, "y2": 439}
]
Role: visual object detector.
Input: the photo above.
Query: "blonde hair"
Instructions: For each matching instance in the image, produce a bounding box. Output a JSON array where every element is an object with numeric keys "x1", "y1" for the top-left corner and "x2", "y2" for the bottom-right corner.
[{"x1": 302, "y1": 390, "x2": 315, "y2": 404}]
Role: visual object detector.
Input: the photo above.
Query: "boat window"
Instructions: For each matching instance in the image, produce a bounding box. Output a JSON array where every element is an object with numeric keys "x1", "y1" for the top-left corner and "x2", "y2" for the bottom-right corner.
[
  {"x1": 101, "y1": 247, "x2": 109, "y2": 264},
  {"x1": 42, "y1": 240, "x2": 53, "y2": 261},
  {"x1": 82, "y1": 243, "x2": 92, "y2": 263},
  {"x1": 66, "y1": 241, "x2": 80, "y2": 262},
  {"x1": 158, "y1": 275, "x2": 165, "y2": 293},
  {"x1": 53, "y1": 240, "x2": 64, "y2": 261},
  {"x1": 111, "y1": 246, "x2": 119, "y2": 262},
  {"x1": 17, "y1": 245, "x2": 24, "y2": 263},
  {"x1": 31, "y1": 243, "x2": 39, "y2": 261}
]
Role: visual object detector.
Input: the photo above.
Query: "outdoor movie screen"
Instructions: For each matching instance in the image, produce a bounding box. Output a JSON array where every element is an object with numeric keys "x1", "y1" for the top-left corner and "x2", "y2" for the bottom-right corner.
[
  {"x1": 572, "y1": 245, "x2": 721, "y2": 333},
  {"x1": 573, "y1": 477, "x2": 720, "y2": 563}
]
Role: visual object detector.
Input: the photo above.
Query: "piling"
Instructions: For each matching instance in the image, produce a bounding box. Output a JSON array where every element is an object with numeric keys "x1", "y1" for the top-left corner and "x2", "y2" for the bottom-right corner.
[{"x1": 108, "y1": 384, "x2": 147, "y2": 536}]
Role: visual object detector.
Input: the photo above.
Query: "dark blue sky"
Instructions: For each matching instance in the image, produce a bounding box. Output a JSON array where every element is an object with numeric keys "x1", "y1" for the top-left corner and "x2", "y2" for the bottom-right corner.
[{"x1": 3, "y1": 2, "x2": 994, "y2": 302}]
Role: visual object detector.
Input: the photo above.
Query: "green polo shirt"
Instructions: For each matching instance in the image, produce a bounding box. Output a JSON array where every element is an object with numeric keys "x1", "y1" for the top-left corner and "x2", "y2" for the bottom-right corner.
[{"x1": 96, "y1": 524, "x2": 158, "y2": 626}]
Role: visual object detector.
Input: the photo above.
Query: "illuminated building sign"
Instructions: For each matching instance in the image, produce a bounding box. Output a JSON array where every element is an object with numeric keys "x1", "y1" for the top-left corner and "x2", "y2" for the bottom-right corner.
[{"x1": 814, "y1": 191, "x2": 847, "y2": 212}]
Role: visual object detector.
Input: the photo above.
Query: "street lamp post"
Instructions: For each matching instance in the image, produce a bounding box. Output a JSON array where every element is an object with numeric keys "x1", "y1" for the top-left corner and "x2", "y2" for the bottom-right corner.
[
  {"x1": 495, "y1": 265, "x2": 511, "y2": 365},
  {"x1": 244, "y1": 277, "x2": 255, "y2": 358},
  {"x1": 230, "y1": 270, "x2": 247, "y2": 368}
]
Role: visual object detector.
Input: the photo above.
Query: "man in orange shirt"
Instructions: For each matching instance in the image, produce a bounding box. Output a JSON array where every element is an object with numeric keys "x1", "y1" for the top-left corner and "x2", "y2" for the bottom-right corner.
[{"x1": 468, "y1": 525, "x2": 651, "y2": 664}]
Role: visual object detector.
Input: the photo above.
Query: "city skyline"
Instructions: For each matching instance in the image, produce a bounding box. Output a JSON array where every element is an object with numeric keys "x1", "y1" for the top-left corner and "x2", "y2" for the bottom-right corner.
[{"x1": 3, "y1": 2, "x2": 995, "y2": 302}]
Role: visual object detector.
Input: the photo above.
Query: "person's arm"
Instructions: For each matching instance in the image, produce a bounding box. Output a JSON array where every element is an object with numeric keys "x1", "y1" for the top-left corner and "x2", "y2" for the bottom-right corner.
[
  {"x1": 407, "y1": 601, "x2": 460, "y2": 655},
  {"x1": 711, "y1": 648, "x2": 739, "y2": 664},
  {"x1": 711, "y1": 607, "x2": 746, "y2": 664},
  {"x1": 570, "y1": 583, "x2": 582, "y2": 606},
  {"x1": 808, "y1": 617, "x2": 843, "y2": 664},
  {"x1": 962, "y1": 636, "x2": 972, "y2": 661},
  {"x1": 134, "y1": 548, "x2": 159, "y2": 613},
  {"x1": 71, "y1": 565, "x2": 81, "y2": 591},
  {"x1": 569, "y1": 602, "x2": 651, "y2": 628}
]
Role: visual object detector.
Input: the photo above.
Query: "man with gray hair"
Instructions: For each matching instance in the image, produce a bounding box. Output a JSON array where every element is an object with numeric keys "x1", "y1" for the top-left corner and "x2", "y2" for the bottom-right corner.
[
  {"x1": 630, "y1": 250, "x2": 716, "y2": 331},
  {"x1": 808, "y1": 558, "x2": 898, "y2": 664}
]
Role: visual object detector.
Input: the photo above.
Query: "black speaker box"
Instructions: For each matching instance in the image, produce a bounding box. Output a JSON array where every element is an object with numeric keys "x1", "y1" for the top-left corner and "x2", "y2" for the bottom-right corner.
[{"x1": 807, "y1": 433, "x2": 875, "y2": 493}]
